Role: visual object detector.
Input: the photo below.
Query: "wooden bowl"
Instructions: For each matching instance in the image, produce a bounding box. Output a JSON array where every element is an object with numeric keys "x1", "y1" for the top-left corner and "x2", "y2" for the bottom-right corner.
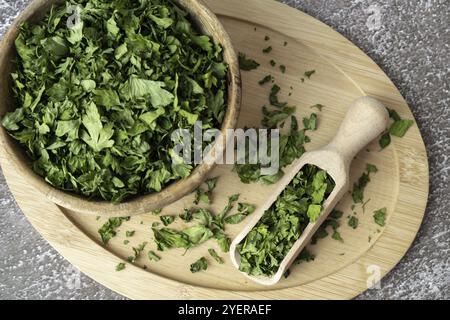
[{"x1": 0, "y1": 0, "x2": 241, "y2": 217}]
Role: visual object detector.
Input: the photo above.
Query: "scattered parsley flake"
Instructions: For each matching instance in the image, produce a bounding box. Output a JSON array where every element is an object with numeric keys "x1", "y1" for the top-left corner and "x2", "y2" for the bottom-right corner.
[
  {"x1": 238, "y1": 52, "x2": 260, "y2": 71},
  {"x1": 263, "y1": 46, "x2": 273, "y2": 54},
  {"x1": 259, "y1": 75, "x2": 273, "y2": 85},
  {"x1": 208, "y1": 248, "x2": 224, "y2": 264},
  {"x1": 310, "y1": 104, "x2": 325, "y2": 112},
  {"x1": 190, "y1": 257, "x2": 208, "y2": 273},
  {"x1": 115, "y1": 263, "x2": 126, "y2": 271},
  {"x1": 304, "y1": 70, "x2": 316, "y2": 79},
  {"x1": 373, "y1": 207, "x2": 387, "y2": 226}
]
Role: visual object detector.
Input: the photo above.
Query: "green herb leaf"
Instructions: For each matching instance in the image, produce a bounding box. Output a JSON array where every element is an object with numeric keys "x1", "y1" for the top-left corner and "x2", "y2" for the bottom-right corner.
[
  {"x1": 348, "y1": 216, "x2": 359, "y2": 229},
  {"x1": 390, "y1": 119, "x2": 414, "y2": 137},
  {"x1": 208, "y1": 248, "x2": 224, "y2": 264},
  {"x1": 148, "y1": 251, "x2": 161, "y2": 262},
  {"x1": 98, "y1": 217, "x2": 130, "y2": 245},
  {"x1": 160, "y1": 215, "x2": 176, "y2": 226},
  {"x1": 304, "y1": 70, "x2": 316, "y2": 79},
  {"x1": 352, "y1": 164, "x2": 377, "y2": 204},
  {"x1": 303, "y1": 113, "x2": 318, "y2": 131},
  {"x1": 373, "y1": 207, "x2": 387, "y2": 226},
  {"x1": 238, "y1": 52, "x2": 260, "y2": 71},
  {"x1": 332, "y1": 230, "x2": 344, "y2": 242},
  {"x1": 190, "y1": 257, "x2": 208, "y2": 273},
  {"x1": 179, "y1": 208, "x2": 193, "y2": 222},
  {"x1": 379, "y1": 132, "x2": 391, "y2": 149},
  {"x1": 263, "y1": 46, "x2": 273, "y2": 54},
  {"x1": 115, "y1": 262, "x2": 126, "y2": 271},
  {"x1": 259, "y1": 75, "x2": 273, "y2": 86},
  {"x1": 127, "y1": 242, "x2": 147, "y2": 263}
]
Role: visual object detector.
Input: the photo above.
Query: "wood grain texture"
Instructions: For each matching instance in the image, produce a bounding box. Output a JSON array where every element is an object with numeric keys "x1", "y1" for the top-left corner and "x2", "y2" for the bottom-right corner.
[
  {"x1": 0, "y1": 0, "x2": 429, "y2": 300},
  {"x1": 0, "y1": 0, "x2": 241, "y2": 217}
]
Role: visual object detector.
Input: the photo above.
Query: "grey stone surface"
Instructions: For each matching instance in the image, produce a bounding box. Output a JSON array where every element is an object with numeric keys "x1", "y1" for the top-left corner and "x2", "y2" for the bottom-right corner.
[{"x1": 0, "y1": 0, "x2": 448, "y2": 300}]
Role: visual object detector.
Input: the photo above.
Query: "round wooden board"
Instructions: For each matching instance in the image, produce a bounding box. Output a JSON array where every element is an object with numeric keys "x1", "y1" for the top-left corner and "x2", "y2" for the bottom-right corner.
[{"x1": 0, "y1": 0, "x2": 428, "y2": 300}]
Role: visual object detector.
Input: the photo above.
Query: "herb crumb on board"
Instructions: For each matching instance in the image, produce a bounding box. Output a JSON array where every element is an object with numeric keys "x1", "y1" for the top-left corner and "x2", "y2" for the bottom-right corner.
[
  {"x1": 98, "y1": 217, "x2": 130, "y2": 245},
  {"x1": 190, "y1": 257, "x2": 208, "y2": 273},
  {"x1": 379, "y1": 108, "x2": 414, "y2": 149},
  {"x1": 238, "y1": 52, "x2": 260, "y2": 71},
  {"x1": 263, "y1": 46, "x2": 273, "y2": 54},
  {"x1": 148, "y1": 251, "x2": 161, "y2": 262},
  {"x1": 348, "y1": 216, "x2": 359, "y2": 229},
  {"x1": 160, "y1": 215, "x2": 176, "y2": 226},
  {"x1": 208, "y1": 248, "x2": 224, "y2": 264},
  {"x1": 373, "y1": 208, "x2": 387, "y2": 226},
  {"x1": 259, "y1": 75, "x2": 273, "y2": 86},
  {"x1": 304, "y1": 70, "x2": 316, "y2": 79},
  {"x1": 352, "y1": 163, "x2": 378, "y2": 204},
  {"x1": 115, "y1": 263, "x2": 126, "y2": 272}
]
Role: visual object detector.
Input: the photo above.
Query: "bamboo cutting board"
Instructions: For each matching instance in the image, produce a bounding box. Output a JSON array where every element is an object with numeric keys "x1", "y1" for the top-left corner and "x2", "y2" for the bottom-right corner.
[{"x1": 0, "y1": 0, "x2": 429, "y2": 299}]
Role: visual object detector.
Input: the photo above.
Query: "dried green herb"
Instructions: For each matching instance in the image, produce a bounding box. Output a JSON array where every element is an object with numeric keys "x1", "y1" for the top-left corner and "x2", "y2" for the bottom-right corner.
[
  {"x1": 160, "y1": 215, "x2": 175, "y2": 226},
  {"x1": 348, "y1": 216, "x2": 359, "y2": 229},
  {"x1": 238, "y1": 52, "x2": 260, "y2": 71},
  {"x1": 148, "y1": 251, "x2": 161, "y2": 262},
  {"x1": 208, "y1": 248, "x2": 224, "y2": 264},
  {"x1": 190, "y1": 257, "x2": 208, "y2": 273},
  {"x1": 304, "y1": 70, "x2": 316, "y2": 79},
  {"x1": 270, "y1": 60, "x2": 276, "y2": 67},
  {"x1": 303, "y1": 113, "x2": 318, "y2": 131},
  {"x1": 352, "y1": 163, "x2": 378, "y2": 204},
  {"x1": 373, "y1": 207, "x2": 387, "y2": 226},
  {"x1": 115, "y1": 262, "x2": 126, "y2": 271},
  {"x1": 279, "y1": 65, "x2": 286, "y2": 73},
  {"x1": 259, "y1": 75, "x2": 273, "y2": 86},
  {"x1": 2, "y1": 0, "x2": 228, "y2": 203},
  {"x1": 237, "y1": 164, "x2": 335, "y2": 276},
  {"x1": 332, "y1": 230, "x2": 344, "y2": 242},
  {"x1": 263, "y1": 46, "x2": 273, "y2": 54},
  {"x1": 125, "y1": 230, "x2": 135, "y2": 237},
  {"x1": 98, "y1": 216, "x2": 130, "y2": 245},
  {"x1": 390, "y1": 120, "x2": 414, "y2": 137},
  {"x1": 379, "y1": 108, "x2": 414, "y2": 149},
  {"x1": 194, "y1": 177, "x2": 218, "y2": 205},
  {"x1": 179, "y1": 208, "x2": 193, "y2": 222},
  {"x1": 127, "y1": 242, "x2": 147, "y2": 263},
  {"x1": 224, "y1": 203, "x2": 256, "y2": 225},
  {"x1": 379, "y1": 132, "x2": 391, "y2": 149}
]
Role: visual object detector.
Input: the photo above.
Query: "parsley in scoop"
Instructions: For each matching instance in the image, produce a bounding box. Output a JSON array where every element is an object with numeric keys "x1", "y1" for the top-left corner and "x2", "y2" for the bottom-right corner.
[{"x1": 237, "y1": 164, "x2": 335, "y2": 277}]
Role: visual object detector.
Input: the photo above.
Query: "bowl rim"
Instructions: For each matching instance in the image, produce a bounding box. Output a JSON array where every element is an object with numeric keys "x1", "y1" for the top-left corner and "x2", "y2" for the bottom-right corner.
[{"x1": 0, "y1": 0, "x2": 242, "y2": 216}]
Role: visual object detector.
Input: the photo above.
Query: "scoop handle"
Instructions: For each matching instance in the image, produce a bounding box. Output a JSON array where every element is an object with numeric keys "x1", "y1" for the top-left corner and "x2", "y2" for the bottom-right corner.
[{"x1": 325, "y1": 97, "x2": 389, "y2": 167}]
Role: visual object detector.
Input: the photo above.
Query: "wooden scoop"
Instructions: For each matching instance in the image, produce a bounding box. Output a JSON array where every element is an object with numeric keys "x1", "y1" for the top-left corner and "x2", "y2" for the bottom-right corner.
[{"x1": 229, "y1": 96, "x2": 389, "y2": 285}]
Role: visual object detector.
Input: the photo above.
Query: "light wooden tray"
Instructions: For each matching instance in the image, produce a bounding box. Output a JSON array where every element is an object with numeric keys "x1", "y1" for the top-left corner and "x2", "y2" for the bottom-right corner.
[{"x1": 0, "y1": 0, "x2": 428, "y2": 300}]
